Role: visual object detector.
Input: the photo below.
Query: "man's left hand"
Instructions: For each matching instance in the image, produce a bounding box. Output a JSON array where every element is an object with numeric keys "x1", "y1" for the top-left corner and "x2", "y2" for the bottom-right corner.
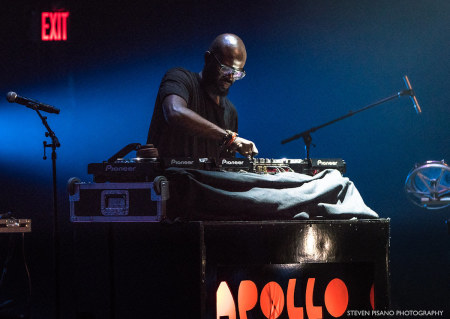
[{"x1": 231, "y1": 137, "x2": 259, "y2": 158}]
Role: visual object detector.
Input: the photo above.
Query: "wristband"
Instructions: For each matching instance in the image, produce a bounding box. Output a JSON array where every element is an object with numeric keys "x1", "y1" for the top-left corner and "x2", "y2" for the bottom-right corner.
[
  {"x1": 226, "y1": 131, "x2": 237, "y2": 147},
  {"x1": 220, "y1": 130, "x2": 238, "y2": 148}
]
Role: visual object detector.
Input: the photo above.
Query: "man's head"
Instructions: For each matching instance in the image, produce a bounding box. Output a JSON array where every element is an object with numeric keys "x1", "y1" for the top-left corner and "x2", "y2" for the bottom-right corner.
[{"x1": 201, "y1": 33, "x2": 247, "y2": 97}]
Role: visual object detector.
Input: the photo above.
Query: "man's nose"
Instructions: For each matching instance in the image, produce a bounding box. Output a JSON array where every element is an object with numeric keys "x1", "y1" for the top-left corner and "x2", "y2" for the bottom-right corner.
[{"x1": 224, "y1": 72, "x2": 235, "y2": 81}]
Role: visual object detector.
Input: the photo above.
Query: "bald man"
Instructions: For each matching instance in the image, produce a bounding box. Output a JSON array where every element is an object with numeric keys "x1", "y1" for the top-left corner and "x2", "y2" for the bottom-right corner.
[{"x1": 147, "y1": 33, "x2": 258, "y2": 159}]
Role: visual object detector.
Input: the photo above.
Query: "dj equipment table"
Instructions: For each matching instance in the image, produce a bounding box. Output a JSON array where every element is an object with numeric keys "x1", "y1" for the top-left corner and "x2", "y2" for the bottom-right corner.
[{"x1": 71, "y1": 219, "x2": 389, "y2": 319}]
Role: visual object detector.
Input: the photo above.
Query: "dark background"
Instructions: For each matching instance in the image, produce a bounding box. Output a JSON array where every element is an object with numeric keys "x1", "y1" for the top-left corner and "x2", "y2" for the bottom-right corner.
[{"x1": 0, "y1": 0, "x2": 449, "y2": 318}]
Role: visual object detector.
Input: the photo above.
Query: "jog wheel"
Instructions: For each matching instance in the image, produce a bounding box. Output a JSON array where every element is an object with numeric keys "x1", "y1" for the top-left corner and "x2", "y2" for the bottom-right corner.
[{"x1": 135, "y1": 144, "x2": 159, "y2": 161}]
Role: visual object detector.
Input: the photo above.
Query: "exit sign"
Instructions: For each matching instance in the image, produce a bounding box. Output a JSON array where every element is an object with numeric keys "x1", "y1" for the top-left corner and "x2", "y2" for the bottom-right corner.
[{"x1": 41, "y1": 12, "x2": 69, "y2": 41}]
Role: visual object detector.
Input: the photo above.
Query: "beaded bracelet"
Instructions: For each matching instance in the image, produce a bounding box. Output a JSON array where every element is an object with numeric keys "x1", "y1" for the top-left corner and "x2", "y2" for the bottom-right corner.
[
  {"x1": 226, "y1": 131, "x2": 237, "y2": 147},
  {"x1": 220, "y1": 130, "x2": 238, "y2": 148}
]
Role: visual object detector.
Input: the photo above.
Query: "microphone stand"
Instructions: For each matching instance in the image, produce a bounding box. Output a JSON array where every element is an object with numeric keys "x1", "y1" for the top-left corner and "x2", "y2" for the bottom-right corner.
[
  {"x1": 281, "y1": 88, "x2": 414, "y2": 164},
  {"x1": 35, "y1": 108, "x2": 61, "y2": 319}
]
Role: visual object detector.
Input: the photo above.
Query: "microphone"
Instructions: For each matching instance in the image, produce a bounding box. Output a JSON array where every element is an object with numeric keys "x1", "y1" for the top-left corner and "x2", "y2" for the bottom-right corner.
[
  {"x1": 403, "y1": 76, "x2": 422, "y2": 114},
  {"x1": 6, "y1": 92, "x2": 60, "y2": 114}
]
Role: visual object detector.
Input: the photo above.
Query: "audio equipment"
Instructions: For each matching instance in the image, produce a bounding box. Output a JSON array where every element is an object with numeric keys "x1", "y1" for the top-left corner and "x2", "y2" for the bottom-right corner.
[
  {"x1": 87, "y1": 157, "x2": 346, "y2": 183},
  {"x1": 6, "y1": 91, "x2": 60, "y2": 114},
  {"x1": 0, "y1": 219, "x2": 32, "y2": 233},
  {"x1": 403, "y1": 75, "x2": 422, "y2": 114}
]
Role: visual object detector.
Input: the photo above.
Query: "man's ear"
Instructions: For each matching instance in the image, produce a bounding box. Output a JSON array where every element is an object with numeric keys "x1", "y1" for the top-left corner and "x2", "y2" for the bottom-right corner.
[{"x1": 204, "y1": 51, "x2": 212, "y2": 64}]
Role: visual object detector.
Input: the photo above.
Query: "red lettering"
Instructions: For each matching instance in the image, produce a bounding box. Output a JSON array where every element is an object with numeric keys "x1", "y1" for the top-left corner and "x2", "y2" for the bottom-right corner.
[
  {"x1": 57, "y1": 13, "x2": 62, "y2": 40},
  {"x1": 287, "y1": 279, "x2": 304, "y2": 319},
  {"x1": 305, "y1": 278, "x2": 322, "y2": 319},
  {"x1": 260, "y1": 281, "x2": 284, "y2": 319},
  {"x1": 370, "y1": 283, "x2": 375, "y2": 310},
  {"x1": 217, "y1": 277, "x2": 353, "y2": 318},
  {"x1": 238, "y1": 280, "x2": 258, "y2": 319},
  {"x1": 61, "y1": 12, "x2": 69, "y2": 40},
  {"x1": 49, "y1": 13, "x2": 58, "y2": 40},
  {"x1": 41, "y1": 12, "x2": 50, "y2": 41},
  {"x1": 41, "y1": 11, "x2": 69, "y2": 41},
  {"x1": 324, "y1": 278, "x2": 348, "y2": 317}
]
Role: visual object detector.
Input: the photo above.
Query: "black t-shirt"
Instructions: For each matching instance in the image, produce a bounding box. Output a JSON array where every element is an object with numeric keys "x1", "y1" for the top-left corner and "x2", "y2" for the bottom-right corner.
[{"x1": 147, "y1": 67, "x2": 238, "y2": 158}]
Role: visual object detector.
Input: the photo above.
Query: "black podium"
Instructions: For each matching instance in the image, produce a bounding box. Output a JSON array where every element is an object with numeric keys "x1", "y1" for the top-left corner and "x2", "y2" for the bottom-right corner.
[{"x1": 71, "y1": 219, "x2": 390, "y2": 319}]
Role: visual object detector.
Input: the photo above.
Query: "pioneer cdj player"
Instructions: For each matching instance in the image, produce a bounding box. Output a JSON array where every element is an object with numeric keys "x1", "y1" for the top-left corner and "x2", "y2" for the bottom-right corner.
[{"x1": 88, "y1": 156, "x2": 346, "y2": 183}]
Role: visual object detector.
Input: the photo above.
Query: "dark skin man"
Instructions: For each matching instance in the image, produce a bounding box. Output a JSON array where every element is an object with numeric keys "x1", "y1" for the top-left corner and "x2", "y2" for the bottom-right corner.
[{"x1": 161, "y1": 34, "x2": 258, "y2": 157}]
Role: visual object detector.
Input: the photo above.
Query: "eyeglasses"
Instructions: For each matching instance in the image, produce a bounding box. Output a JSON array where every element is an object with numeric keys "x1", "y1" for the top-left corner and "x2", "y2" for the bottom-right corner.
[{"x1": 211, "y1": 52, "x2": 246, "y2": 80}]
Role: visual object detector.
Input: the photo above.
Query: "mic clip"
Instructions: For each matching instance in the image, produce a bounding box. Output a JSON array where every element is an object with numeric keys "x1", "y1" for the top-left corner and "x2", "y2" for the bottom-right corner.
[{"x1": 398, "y1": 89, "x2": 413, "y2": 97}]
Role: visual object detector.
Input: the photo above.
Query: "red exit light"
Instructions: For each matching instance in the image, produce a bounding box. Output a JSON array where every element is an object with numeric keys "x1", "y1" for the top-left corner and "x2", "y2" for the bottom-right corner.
[{"x1": 41, "y1": 12, "x2": 69, "y2": 41}]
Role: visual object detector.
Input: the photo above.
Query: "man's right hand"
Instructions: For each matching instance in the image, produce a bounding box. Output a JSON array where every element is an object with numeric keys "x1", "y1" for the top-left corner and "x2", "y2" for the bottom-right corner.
[{"x1": 231, "y1": 137, "x2": 259, "y2": 158}]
